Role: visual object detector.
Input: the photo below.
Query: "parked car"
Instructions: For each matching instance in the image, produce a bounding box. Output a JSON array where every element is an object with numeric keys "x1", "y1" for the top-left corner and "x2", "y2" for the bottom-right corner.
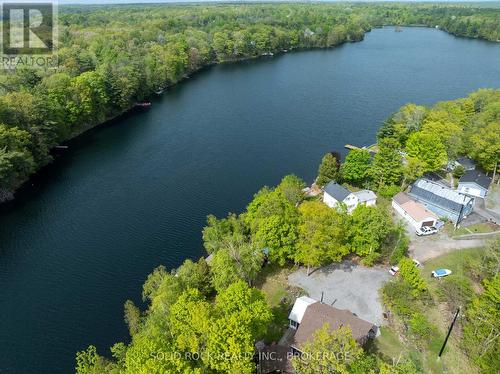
[
  {"x1": 412, "y1": 259, "x2": 422, "y2": 268},
  {"x1": 416, "y1": 226, "x2": 438, "y2": 236},
  {"x1": 431, "y1": 269, "x2": 452, "y2": 278},
  {"x1": 389, "y1": 266, "x2": 399, "y2": 276}
]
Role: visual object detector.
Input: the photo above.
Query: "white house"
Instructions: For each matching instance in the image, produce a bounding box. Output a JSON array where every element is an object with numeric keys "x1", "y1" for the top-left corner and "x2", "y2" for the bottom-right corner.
[
  {"x1": 457, "y1": 170, "x2": 492, "y2": 198},
  {"x1": 392, "y1": 192, "x2": 439, "y2": 230},
  {"x1": 323, "y1": 181, "x2": 376, "y2": 213}
]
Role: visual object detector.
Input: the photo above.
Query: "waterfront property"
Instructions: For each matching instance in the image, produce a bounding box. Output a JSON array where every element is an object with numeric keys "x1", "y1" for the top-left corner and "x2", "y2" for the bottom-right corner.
[
  {"x1": 408, "y1": 178, "x2": 474, "y2": 225},
  {"x1": 457, "y1": 170, "x2": 492, "y2": 198},
  {"x1": 323, "y1": 181, "x2": 377, "y2": 213},
  {"x1": 392, "y1": 192, "x2": 439, "y2": 230}
]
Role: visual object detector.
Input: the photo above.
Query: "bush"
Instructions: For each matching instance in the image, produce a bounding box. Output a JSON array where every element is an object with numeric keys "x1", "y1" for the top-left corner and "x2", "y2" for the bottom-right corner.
[
  {"x1": 382, "y1": 280, "x2": 418, "y2": 319},
  {"x1": 378, "y1": 184, "x2": 401, "y2": 198},
  {"x1": 408, "y1": 313, "x2": 439, "y2": 347},
  {"x1": 390, "y1": 234, "x2": 410, "y2": 265},
  {"x1": 453, "y1": 165, "x2": 465, "y2": 178},
  {"x1": 399, "y1": 257, "x2": 427, "y2": 296}
]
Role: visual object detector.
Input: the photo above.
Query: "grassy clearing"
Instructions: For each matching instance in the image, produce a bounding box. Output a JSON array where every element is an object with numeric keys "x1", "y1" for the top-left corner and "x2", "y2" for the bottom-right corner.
[
  {"x1": 452, "y1": 222, "x2": 497, "y2": 236},
  {"x1": 255, "y1": 263, "x2": 304, "y2": 343},
  {"x1": 378, "y1": 248, "x2": 486, "y2": 373}
]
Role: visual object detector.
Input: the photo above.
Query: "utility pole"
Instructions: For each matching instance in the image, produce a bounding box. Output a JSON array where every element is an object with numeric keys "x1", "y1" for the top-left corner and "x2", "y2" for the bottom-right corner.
[{"x1": 439, "y1": 308, "x2": 460, "y2": 358}]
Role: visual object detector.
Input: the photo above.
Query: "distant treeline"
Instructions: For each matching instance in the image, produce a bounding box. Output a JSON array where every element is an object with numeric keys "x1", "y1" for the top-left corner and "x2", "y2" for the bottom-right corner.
[{"x1": 1, "y1": 3, "x2": 499, "y2": 197}]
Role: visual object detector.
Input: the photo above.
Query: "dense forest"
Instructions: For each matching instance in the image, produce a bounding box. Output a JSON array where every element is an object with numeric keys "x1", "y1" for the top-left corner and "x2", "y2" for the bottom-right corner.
[
  {"x1": 336, "y1": 88, "x2": 500, "y2": 198},
  {"x1": 75, "y1": 90, "x2": 499, "y2": 373},
  {"x1": 1, "y1": 2, "x2": 500, "y2": 200}
]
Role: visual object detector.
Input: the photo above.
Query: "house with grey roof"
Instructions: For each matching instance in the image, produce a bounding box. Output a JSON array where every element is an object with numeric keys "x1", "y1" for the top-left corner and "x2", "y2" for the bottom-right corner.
[
  {"x1": 323, "y1": 181, "x2": 376, "y2": 213},
  {"x1": 448, "y1": 156, "x2": 476, "y2": 171},
  {"x1": 457, "y1": 170, "x2": 492, "y2": 198},
  {"x1": 408, "y1": 178, "x2": 474, "y2": 225}
]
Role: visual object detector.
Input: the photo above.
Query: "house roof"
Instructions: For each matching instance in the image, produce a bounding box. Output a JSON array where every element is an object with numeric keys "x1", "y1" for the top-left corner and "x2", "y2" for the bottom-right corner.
[
  {"x1": 288, "y1": 296, "x2": 316, "y2": 324},
  {"x1": 459, "y1": 170, "x2": 492, "y2": 190},
  {"x1": 393, "y1": 192, "x2": 412, "y2": 205},
  {"x1": 402, "y1": 200, "x2": 438, "y2": 222},
  {"x1": 324, "y1": 181, "x2": 351, "y2": 201},
  {"x1": 292, "y1": 302, "x2": 376, "y2": 348},
  {"x1": 393, "y1": 192, "x2": 438, "y2": 222},
  {"x1": 456, "y1": 156, "x2": 475, "y2": 170},
  {"x1": 409, "y1": 179, "x2": 473, "y2": 214},
  {"x1": 353, "y1": 189, "x2": 377, "y2": 203}
]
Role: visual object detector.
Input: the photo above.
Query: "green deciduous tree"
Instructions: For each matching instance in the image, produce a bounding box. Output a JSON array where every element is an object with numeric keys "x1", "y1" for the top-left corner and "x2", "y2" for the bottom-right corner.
[
  {"x1": 470, "y1": 122, "x2": 500, "y2": 172},
  {"x1": 398, "y1": 257, "x2": 427, "y2": 296},
  {"x1": 462, "y1": 273, "x2": 500, "y2": 372},
  {"x1": 405, "y1": 132, "x2": 448, "y2": 173},
  {"x1": 349, "y1": 204, "x2": 393, "y2": 265},
  {"x1": 292, "y1": 324, "x2": 364, "y2": 374},
  {"x1": 340, "y1": 149, "x2": 372, "y2": 185},
  {"x1": 295, "y1": 201, "x2": 350, "y2": 275}
]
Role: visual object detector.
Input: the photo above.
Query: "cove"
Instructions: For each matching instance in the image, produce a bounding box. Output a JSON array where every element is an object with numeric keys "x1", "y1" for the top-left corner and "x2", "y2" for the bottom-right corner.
[{"x1": 1, "y1": 27, "x2": 500, "y2": 374}]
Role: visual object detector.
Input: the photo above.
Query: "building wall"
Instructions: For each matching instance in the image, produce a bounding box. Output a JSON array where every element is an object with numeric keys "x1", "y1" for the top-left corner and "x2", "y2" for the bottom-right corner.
[
  {"x1": 457, "y1": 183, "x2": 486, "y2": 198},
  {"x1": 344, "y1": 194, "x2": 359, "y2": 212},
  {"x1": 419, "y1": 201, "x2": 459, "y2": 224},
  {"x1": 392, "y1": 201, "x2": 436, "y2": 229},
  {"x1": 364, "y1": 198, "x2": 377, "y2": 207},
  {"x1": 323, "y1": 193, "x2": 339, "y2": 208}
]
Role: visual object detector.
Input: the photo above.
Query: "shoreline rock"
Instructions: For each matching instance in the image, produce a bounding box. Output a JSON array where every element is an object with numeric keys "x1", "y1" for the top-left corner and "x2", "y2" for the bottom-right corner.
[{"x1": 0, "y1": 189, "x2": 14, "y2": 203}]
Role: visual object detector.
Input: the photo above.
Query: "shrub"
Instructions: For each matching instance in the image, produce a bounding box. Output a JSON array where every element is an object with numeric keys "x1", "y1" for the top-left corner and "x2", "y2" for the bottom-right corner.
[
  {"x1": 378, "y1": 184, "x2": 401, "y2": 198},
  {"x1": 399, "y1": 257, "x2": 427, "y2": 296},
  {"x1": 409, "y1": 313, "x2": 438, "y2": 346}
]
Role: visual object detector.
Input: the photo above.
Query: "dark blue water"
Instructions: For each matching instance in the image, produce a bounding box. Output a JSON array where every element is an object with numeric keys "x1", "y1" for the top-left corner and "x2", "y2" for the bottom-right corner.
[{"x1": 0, "y1": 27, "x2": 499, "y2": 373}]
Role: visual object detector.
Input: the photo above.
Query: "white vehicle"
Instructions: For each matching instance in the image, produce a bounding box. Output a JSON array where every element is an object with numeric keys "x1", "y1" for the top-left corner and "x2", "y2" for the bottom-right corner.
[
  {"x1": 412, "y1": 259, "x2": 422, "y2": 268},
  {"x1": 389, "y1": 266, "x2": 399, "y2": 276},
  {"x1": 416, "y1": 226, "x2": 438, "y2": 236},
  {"x1": 432, "y1": 269, "x2": 452, "y2": 278}
]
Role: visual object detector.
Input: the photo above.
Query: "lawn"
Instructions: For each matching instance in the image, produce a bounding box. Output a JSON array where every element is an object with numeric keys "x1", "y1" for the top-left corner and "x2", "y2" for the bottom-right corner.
[
  {"x1": 254, "y1": 263, "x2": 305, "y2": 343},
  {"x1": 453, "y1": 222, "x2": 497, "y2": 237}
]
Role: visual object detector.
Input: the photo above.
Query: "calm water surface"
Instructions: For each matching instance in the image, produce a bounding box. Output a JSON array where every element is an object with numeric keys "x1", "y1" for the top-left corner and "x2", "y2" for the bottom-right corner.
[{"x1": 1, "y1": 27, "x2": 499, "y2": 373}]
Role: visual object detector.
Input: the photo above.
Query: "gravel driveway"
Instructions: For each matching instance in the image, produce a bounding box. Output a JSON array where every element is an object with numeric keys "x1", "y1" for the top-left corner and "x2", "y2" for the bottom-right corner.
[{"x1": 288, "y1": 261, "x2": 390, "y2": 326}]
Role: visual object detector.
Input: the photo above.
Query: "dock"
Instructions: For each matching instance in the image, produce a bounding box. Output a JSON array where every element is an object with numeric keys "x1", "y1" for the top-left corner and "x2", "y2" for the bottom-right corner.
[
  {"x1": 345, "y1": 144, "x2": 361, "y2": 151},
  {"x1": 345, "y1": 144, "x2": 378, "y2": 155}
]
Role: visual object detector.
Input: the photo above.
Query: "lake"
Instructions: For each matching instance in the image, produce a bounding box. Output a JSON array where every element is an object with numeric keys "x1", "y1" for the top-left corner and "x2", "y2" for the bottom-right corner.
[{"x1": 0, "y1": 27, "x2": 499, "y2": 373}]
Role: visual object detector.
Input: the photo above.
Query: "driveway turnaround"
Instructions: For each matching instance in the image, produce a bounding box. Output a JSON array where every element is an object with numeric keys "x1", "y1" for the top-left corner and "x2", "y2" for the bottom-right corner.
[{"x1": 288, "y1": 261, "x2": 390, "y2": 326}]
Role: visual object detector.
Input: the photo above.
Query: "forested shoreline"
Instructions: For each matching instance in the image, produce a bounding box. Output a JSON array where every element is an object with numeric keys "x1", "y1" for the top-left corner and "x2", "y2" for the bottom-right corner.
[
  {"x1": 1, "y1": 3, "x2": 500, "y2": 202},
  {"x1": 75, "y1": 89, "x2": 499, "y2": 373}
]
